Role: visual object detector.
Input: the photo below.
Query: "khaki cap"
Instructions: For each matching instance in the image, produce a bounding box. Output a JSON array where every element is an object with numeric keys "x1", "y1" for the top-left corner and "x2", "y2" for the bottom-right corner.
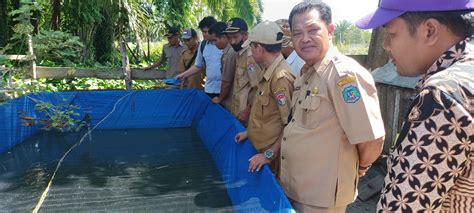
[
  {"x1": 243, "y1": 21, "x2": 283, "y2": 48},
  {"x1": 274, "y1": 19, "x2": 292, "y2": 48}
]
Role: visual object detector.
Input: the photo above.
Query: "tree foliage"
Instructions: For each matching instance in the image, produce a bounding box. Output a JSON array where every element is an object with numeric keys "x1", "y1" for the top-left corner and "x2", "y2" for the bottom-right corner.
[
  {"x1": 333, "y1": 20, "x2": 372, "y2": 54},
  {"x1": 1, "y1": 0, "x2": 263, "y2": 65},
  {"x1": 3, "y1": 0, "x2": 40, "y2": 54},
  {"x1": 33, "y1": 30, "x2": 83, "y2": 66}
]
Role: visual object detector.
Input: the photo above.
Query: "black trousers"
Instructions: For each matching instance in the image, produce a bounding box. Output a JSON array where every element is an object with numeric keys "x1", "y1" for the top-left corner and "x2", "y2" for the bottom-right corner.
[{"x1": 206, "y1": 93, "x2": 220, "y2": 99}]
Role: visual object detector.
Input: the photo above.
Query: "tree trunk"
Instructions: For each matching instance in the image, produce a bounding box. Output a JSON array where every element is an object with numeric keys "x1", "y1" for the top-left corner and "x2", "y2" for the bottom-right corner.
[
  {"x1": 147, "y1": 30, "x2": 150, "y2": 61},
  {"x1": 366, "y1": 27, "x2": 389, "y2": 71},
  {"x1": 94, "y1": 9, "x2": 114, "y2": 63},
  {"x1": 0, "y1": 0, "x2": 8, "y2": 47},
  {"x1": 10, "y1": 0, "x2": 20, "y2": 34},
  {"x1": 31, "y1": 0, "x2": 39, "y2": 34},
  {"x1": 11, "y1": 0, "x2": 20, "y2": 9},
  {"x1": 51, "y1": 0, "x2": 61, "y2": 30}
]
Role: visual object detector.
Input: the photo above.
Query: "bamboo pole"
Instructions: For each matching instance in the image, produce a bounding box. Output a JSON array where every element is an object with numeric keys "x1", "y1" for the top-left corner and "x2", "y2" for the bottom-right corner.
[
  {"x1": 27, "y1": 34, "x2": 36, "y2": 80},
  {"x1": 120, "y1": 39, "x2": 132, "y2": 90}
]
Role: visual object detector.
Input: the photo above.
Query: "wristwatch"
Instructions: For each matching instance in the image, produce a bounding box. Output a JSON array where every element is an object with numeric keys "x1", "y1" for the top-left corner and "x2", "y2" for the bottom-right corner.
[{"x1": 264, "y1": 149, "x2": 274, "y2": 159}]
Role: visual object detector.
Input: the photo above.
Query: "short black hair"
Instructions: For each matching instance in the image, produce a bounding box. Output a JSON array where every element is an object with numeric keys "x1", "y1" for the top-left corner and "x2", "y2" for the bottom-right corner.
[
  {"x1": 190, "y1": 28, "x2": 198, "y2": 37},
  {"x1": 199, "y1": 16, "x2": 218, "y2": 30},
  {"x1": 254, "y1": 43, "x2": 282, "y2": 53},
  {"x1": 400, "y1": 10, "x2": 474, "y2": 38},
  {"x1": 209, "y1": 22, "x2": 228, "y2": 37},
  {"x1": 288, "y1": 1, "x2": 332, "y2": 30}
]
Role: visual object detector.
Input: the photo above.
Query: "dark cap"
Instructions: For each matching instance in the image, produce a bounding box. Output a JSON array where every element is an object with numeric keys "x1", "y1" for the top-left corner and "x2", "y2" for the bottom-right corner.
[
  {"x1": 223, "y1": 17, "x2": 248, "y2": 33},
  {"x1": 164, "y1": 27, "x2": 180, "y2": 37},
  {"x1": 181, "y1": 28, "x2": 197, "y2": 39}
]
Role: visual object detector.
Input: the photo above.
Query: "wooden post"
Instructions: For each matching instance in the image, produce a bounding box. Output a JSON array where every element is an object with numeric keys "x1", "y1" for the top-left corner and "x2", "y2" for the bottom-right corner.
[
  {"x1": 27, "y1": 33, "x2": 36, "y2": 80},
  {"x1": 120, "y1": 39, "x2": 132, "y2": 90}
]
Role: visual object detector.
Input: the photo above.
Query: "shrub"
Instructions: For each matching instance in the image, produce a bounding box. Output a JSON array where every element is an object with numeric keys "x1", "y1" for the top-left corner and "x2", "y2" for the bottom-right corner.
[{"x1": 33, "y1": 30, "x2": 84, "y2": 66}]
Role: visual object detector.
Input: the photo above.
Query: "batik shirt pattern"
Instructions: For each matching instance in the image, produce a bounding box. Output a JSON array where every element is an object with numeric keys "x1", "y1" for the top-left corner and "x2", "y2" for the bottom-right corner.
[{"x1": 378, "y1": 39, "x2": 474, "y2": 212}]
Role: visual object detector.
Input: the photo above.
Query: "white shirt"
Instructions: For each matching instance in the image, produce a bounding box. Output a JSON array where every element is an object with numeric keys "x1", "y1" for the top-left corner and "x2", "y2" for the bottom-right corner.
[
  {"x1": 195, "y1": 42, "x2": 223, "y2": 94},
  {"x1": 286, "y1": 50, "x2": 305, "y2": 76}
]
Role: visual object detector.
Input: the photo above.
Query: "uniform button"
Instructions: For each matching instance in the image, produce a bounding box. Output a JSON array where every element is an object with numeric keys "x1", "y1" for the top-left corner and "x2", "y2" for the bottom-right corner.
[
  {"x1": 281, "y1": 156, "x2": 285, "y2": 160},
  {"x1": 283, "y1": 137, "x2": 286, "y2": 141},
  {"x1": 291, "y1": 119, "x2": 295, "y2": 122},
  {"x1": 305, "y1": 81, "x2": 308, "y2": 85},
  {"x1": 298, "y1": 100, "x2": 302, "y2": 104}
]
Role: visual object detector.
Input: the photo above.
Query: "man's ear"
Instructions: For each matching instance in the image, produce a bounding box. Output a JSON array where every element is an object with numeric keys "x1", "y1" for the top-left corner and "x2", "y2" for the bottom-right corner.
[
  {"x1": 242, "y1": 32, "x2": 249, "y2": 41},
  {"x1": 327, "y1": 23, "x2": 335, "y2": 40},
  {"x1": 422, "y1": 18, "x2": 441, "y2": 45},
  {"x1": 328, "y1": 23, "x2": 335, "y2": 36}
]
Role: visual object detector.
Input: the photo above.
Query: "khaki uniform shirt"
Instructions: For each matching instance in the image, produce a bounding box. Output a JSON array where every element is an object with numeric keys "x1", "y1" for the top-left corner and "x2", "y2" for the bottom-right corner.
[
  {"x1": 248, "y1": 54, "x2": 294, "y2": 151},
  {"x1": 178, "y1": 44, "x2": 203, "y2": 89},
  {"x1": 221, "y1": 44, "x2": 237, "y2": 110},
  {"x1": 163, "y1": 44, "x2": 184, "y2": 78},
  {"x1": 280, "y1": 47, "x2": 385, "y2": 207},
  {"x1": 231, "y1": 45, "x2": 261, "y2": 116}
]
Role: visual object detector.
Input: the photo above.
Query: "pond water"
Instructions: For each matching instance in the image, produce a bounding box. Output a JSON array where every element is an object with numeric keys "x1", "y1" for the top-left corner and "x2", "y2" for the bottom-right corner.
[{"x1": 0, "y1": 128, "x2": 233, "y2": 212}]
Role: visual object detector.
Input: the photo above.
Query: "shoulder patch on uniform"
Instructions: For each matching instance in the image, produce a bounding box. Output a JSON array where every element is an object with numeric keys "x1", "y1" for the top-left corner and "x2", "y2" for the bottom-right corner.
[
  {"x1": 275, "y1": 92, "x2": 286, "y2": 106},
  {"x1": 337, "y1": 74, "x2": 356, "y2": 87},
  {"x1": 342, "y1": 85, "x2": 360, "y2": 103},
  {"x1": 247, "y1": 63, "x2": 255, "y2": 73}
]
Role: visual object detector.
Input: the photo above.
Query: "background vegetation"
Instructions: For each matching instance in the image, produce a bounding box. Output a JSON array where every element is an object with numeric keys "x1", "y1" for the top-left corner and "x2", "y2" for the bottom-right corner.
[
  {"x1": 0, "y1": 0, "x2": 263, "y2": 99},
  {"x1": 0, "y1": 0, "x2": 263, "y2": 66},
  {"x1": 333, "y1": 20, "x2": 372, "y2": 55}
]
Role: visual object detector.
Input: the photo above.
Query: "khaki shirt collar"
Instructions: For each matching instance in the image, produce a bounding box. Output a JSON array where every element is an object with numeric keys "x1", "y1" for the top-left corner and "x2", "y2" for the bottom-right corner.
[
  {"x1": 262, "y1": 54, "x2": 284, "y2": 81},
  {"x1": 307, "y1": 45, "x2": 339, "y2": 77},
  {"x1": 239, "y1": 44, "x2": 249, "y2": 56},
  {"x1": 223, "y1": 44, "x2": 232, "y2": 54}
]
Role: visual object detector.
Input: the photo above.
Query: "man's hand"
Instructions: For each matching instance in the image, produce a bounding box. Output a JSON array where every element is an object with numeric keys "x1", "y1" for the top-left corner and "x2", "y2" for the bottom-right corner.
[
  {"x1": 235, "y1": 131, "x2": 248, "y2": 143},
  {"x1": 248, "y1": 153, "x2": 270, "y2": 172},
  {"x1": 212, "y1": 97, "x2": 221, "y2": 104},
  {"x1": 237, "y1": 108, "x2": 250, "y2": 123},
  {"x1": 175, "y1": 72, "x2": 186, "y2": 81},
  {"x1": 358, "y1": 164, "x2": 371, "y2": 177}
]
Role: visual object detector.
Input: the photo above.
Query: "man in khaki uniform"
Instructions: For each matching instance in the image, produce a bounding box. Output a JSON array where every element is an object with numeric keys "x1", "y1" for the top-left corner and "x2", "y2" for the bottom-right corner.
[
  {"x1": 208, "y1": 22, "x2": 237, "y2": 111},
  {"x1": 224, "y1": 18, "x2": 261, "y2": 124},
  {"x1": 178, "y1": 28, "x2": 203, "y2": 90},
  {"x1": 144, "y1": 27, "x2": 183, "y2": 78},
  {"x1": 280, "y1": 2, "x2": 386, "y2": 212},
  {"x1": 235, "y1": 21, "x2": 295, "y2": 176}
]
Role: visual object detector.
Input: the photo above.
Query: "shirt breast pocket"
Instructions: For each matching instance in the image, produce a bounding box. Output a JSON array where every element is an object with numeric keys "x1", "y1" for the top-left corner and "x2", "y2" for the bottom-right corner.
[
  {"x1": 236, "y1": 67, "x2": 249, "y2": 87},
  {"x1": 255, "y1": 95, "x2": 269, "y2": 122},
  {"x1": 299, "y1": 96, "x2": 323, "y2": 129}
]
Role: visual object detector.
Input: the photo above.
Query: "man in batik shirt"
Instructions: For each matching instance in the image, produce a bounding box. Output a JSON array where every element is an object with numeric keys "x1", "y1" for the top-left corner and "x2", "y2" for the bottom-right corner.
[{"x1": 357, "y1": 0, "x2": 474, "y2": 212}]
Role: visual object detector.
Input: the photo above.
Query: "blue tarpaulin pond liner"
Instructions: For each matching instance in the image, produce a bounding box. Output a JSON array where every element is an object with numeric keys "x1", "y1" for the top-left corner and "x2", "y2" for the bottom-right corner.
[{"x1": 0, "y1": 90, "x2": 294, "y2": 212}]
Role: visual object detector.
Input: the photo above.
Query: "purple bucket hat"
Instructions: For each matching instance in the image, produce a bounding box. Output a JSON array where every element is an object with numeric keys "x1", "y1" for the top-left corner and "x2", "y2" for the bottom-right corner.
[{"x1": 356, "y1": 0, "x2": 474, "y2": 29}]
